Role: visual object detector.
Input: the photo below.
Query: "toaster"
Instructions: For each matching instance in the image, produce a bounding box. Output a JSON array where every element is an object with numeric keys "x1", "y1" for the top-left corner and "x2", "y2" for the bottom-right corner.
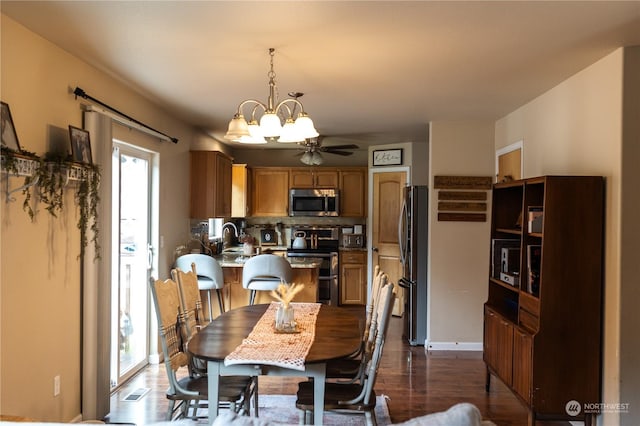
[{"x1": 342, "y1": 233, "x2": 365, "y2": 248}]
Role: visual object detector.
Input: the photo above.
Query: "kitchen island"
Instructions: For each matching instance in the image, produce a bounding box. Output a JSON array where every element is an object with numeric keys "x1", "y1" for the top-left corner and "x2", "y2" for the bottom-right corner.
[{"x1": 213, "y1": 254, "x2": 322, "y2": 312}]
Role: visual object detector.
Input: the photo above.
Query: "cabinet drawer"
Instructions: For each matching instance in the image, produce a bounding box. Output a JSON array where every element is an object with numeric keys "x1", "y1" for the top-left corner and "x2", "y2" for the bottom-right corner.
[
  {"x1": 520, "y1": 292, "x2": 540, "y2": 316},
  {"x1": 519, "y1": 308, "x2": 539, "y2": 333},
  {"x1": 340, "y1": 251, "x2": 366, "y2": 264}
]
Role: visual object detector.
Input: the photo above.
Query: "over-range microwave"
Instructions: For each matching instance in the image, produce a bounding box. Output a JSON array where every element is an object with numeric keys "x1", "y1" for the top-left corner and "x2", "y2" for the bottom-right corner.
[{"x1": 289, "y1": 188, "x2": 340, "y2": 217}]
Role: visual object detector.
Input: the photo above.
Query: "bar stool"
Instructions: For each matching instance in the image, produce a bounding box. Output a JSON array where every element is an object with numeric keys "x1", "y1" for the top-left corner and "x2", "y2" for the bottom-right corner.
[
  {"x1": 242, "y1": 254, "x2": 293, "y2": 305},
  {"x1": 175, "y1": 254, "x2": 225, "y2": 321}
]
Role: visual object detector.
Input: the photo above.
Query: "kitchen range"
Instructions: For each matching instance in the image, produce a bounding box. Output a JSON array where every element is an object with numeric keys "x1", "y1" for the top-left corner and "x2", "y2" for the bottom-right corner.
[{"x1": 286, "y1": 226, "x2": 340, "y2": 306}]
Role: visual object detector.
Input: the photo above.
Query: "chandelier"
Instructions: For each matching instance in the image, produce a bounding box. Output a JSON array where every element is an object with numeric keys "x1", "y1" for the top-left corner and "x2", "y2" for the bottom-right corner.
[{"x1": 224, "y1": 48, "x2": 319, "y2": 144}]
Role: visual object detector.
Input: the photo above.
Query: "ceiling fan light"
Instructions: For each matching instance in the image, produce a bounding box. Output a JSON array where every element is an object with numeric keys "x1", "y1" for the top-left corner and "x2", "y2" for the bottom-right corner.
[
  {"x1": 295, "y1": 113, "x2": 319, "y2": 139},
  {"x1": 224, "y1": 114, "x2": 250, "y2": 139},
  {"x1": 278, "y1": 118, "x2": 304, "y2": 143},
  {"x1": 300, "y1": 151, "x2": 313, "y2": 165},
  {"x1": 311, "y1": 151, "x2": 323, "y2": 165},
  {"x1": 259, "y1": 112, "x2": 282, "y2": 138}
]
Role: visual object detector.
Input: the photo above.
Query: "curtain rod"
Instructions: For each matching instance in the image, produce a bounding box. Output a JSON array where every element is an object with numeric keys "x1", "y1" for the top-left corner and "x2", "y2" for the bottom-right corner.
[{"x1": 73, "y1": 87, "x2": 179, "y2": 144}]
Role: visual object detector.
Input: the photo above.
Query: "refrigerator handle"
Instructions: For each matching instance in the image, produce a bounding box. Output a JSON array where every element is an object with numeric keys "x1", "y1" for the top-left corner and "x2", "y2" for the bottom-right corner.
[
  {"x1": 398, "y1": 277, "x2": 412, "y2": 289},
  {"x1": 398, "y1": 196, "x2": 408, "y2": 266}
]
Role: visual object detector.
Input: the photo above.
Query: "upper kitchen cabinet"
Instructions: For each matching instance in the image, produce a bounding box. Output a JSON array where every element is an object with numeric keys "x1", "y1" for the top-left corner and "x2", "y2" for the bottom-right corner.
[
  {"x1": 190, "y1": 151, "x2": 232, "y2": 218},
  {"x1": 232, "y1": 164, "x2": 251, "y2": 218},
  {"x1": 251, "y1": 167, "x2": 290, "y2": 217},
  {"x1": 340, "y1": 167, "x2": 367, "y2": 217},
  {"x1": 290, "y1": 168, "x2": 339, "y2": 188}
]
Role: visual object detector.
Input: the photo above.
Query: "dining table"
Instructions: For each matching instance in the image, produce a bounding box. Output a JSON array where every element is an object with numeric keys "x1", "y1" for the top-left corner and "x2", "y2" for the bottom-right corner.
[{"x1": 187, "y1": 302, "x2": 362, "y2": 425}]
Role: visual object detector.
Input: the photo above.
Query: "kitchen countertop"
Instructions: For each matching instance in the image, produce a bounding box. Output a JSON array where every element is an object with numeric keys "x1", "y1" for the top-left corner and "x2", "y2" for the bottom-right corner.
[{"x1": 215, "y1": 253, "x2": 322, "y2": 268}]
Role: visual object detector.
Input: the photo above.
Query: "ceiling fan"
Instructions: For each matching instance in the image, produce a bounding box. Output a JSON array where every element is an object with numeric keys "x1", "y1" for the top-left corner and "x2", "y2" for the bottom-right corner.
[{"x1": 297, "y1": 136, "x2": 359, "y2": 165}]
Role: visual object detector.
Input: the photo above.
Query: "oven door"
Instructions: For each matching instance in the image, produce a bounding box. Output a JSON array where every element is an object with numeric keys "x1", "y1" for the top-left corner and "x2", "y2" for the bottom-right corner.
[{"x1": 287, "y1": 252, "x2": 338, "y2": 305}]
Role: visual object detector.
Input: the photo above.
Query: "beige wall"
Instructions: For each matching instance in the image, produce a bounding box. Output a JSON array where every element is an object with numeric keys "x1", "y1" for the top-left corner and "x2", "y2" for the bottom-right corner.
[
  {"x1": 619, "y1": 46, "x2": 640, "y2": 426},
  {"x1": 495, "y1": 47, "x2": 639, "y2": 426},
  {"x1": 0, "y1": 15, "x2": 198, "y2": 421},
  {"x1": 427, "y1": 121, "x2": 495, "y2": 348}
]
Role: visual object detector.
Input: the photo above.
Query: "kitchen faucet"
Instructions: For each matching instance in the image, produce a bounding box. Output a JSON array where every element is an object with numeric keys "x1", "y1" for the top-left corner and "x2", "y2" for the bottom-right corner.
[{"x1": 222, "y1": 222, "x2": 239, "y2": 249}]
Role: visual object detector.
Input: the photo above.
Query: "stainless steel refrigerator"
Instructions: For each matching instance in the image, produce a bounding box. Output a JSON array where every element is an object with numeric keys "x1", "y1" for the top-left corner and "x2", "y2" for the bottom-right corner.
[{"x1": 398, "y1": 185, "x2": 428, "y2": 346}]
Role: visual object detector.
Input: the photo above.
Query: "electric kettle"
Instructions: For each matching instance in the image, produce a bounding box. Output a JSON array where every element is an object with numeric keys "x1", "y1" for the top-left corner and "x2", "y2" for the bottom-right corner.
[{"x1": 292, "y1": 231, "x2": 307, "y2": 249}]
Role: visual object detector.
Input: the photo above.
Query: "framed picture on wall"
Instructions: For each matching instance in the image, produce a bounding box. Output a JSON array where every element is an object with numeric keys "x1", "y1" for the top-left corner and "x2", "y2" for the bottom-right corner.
[
  {"x1": 1, "y1": 101, "x2": 21, "y2": 152},
  {"x1": 69, "y1": 125, "x2": 93, "y2": 164},
  {"x1": 373, "y1": 148, "x2": 403, "y2": 166}
]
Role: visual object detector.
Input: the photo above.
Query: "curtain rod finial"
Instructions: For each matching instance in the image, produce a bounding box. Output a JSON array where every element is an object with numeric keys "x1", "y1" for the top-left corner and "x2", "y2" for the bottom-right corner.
[{"x1": 73, "y1": 87, "x2": 86, "y2": 99}]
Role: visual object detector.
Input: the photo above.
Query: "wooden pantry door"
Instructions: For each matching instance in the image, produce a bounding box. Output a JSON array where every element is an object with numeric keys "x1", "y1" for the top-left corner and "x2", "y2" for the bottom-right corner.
[{"x1": 371, "y1": 170, "x2": 407, "y2": 315}]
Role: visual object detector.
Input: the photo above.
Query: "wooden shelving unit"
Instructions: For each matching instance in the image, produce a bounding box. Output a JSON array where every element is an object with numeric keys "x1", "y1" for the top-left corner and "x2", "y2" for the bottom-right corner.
[{"x1": 484, "y1": 176, "x2": 604, "y2": 425}]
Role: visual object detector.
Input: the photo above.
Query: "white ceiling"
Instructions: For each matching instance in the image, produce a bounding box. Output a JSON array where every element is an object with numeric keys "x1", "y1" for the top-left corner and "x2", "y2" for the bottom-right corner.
[{"x1": 2, "y1": 1, "x2": 640, "y2": 149}]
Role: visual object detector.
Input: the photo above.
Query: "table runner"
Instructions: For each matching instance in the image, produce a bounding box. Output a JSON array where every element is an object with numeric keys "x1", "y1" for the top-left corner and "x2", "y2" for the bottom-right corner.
[{"x1": 224, "y1": 302, "x2": 321, "y2": 371}]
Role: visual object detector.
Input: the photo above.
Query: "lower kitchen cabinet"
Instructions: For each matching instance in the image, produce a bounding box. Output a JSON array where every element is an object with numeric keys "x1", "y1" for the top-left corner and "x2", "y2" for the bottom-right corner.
[
  {"x1": 340, "y1": 250, "x2": 367, "y2": 305},
  {"x1": 222, "y1": 265, "x2": 319, "y2": 309}
]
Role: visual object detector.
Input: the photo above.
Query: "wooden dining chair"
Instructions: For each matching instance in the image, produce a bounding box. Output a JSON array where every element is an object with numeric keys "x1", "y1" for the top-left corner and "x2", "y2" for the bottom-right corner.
[
  {"x1": 295, "y1": 282, "x2": 396, "y2": 426},
  {"x1": 149, "y1": 276, "x2": 254, "y2": 420},
  {"x1": 172, "y1": 266, "x2": 209, "y2": 378},
  {"x1": 325, "y1": 266, "x2": 389, "y2": 381}
]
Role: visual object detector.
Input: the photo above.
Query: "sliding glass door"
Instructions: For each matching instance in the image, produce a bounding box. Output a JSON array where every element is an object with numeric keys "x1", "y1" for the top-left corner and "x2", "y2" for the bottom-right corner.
[{"x1": 110, "y1": 142, "x2": 154, "y2": 389}]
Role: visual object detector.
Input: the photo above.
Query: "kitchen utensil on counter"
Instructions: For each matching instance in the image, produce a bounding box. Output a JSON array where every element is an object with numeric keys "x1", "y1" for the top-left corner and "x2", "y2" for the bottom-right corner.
[{"x1": 292, "y1": 231, "x2": 307, "y2": 249}]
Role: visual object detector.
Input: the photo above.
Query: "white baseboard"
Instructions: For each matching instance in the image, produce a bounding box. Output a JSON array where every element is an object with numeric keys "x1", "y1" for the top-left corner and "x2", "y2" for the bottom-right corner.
[
  {"x1": 426, "y1": 341, "x2": 483, "y2": 351},
  {"x1": 148, "y1": 353, "x2": 160, "y2": 364}
]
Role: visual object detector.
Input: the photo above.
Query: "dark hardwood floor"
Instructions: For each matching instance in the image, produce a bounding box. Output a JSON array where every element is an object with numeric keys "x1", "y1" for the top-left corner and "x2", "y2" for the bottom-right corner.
[{"x1": 106, "y1": 311, "x2": 567, "y2": 425}]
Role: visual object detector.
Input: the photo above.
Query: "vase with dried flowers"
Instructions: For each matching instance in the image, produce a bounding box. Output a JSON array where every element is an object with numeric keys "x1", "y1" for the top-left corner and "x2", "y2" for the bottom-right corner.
[
  {"x1": 239, "y1": 232, "x2": 256, "y2": 255},
  {"x1": 271, "y1": 282, "x2": 305, "y2": 332}
]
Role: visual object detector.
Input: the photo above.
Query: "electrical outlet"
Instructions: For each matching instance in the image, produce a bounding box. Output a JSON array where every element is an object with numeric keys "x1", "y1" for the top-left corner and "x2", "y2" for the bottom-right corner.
[{"x1": 54, "y1": 375, "x2": 61, "y2": 396}]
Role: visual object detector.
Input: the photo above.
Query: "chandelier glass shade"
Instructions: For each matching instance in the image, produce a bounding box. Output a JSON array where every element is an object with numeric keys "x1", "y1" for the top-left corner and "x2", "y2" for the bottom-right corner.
[{"x1": 224, "y1": 48, "x2": 319, "y2": 144}]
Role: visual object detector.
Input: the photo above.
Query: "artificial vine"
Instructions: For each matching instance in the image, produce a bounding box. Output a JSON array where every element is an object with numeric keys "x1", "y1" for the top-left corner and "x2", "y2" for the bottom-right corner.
[
  {"x1": 75, "y1": 164, "x2": 101, "y2": 259},
  {"x1": 37, "y1": 156, "x2": 66, "y2": 217},
  {"x1": 1, "y1": 146, "x2": 39, "y2": 219},
  {"x1": 2, "y1": 146, "x2": 101, "y2": 259}
]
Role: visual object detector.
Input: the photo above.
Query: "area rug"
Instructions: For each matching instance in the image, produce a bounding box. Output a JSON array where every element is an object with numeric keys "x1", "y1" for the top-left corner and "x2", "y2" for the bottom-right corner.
[{"x1": 254, "y1": 394, "x2": 392, "y2": 425}]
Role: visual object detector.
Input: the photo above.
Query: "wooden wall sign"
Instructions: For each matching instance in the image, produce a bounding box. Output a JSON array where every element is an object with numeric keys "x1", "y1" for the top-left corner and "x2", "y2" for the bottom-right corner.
[
  {"x1": 438, "y1": 202, "x2": 487, "y2": 212},
  {"x1": 434, "y1": 175, "x2": 492, "y2": 222},
  {"x1": 434, "y1": 175, "x2": 493, "y2": 190},
  {"x1": 438, "y1": 191, "x2": 487, "y2": 201},
  {"x1": 438, "y1": 212, "x2": 487, "y2": 222}
]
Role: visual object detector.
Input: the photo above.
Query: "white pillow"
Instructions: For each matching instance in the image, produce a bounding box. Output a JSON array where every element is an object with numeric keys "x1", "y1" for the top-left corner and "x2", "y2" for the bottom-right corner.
[
  {"x1": 391, "y1": 402, "x2": 495, "y2": 426},
  {"x1": 211, "y1": 411, "x2": 284, "y2": 426}
]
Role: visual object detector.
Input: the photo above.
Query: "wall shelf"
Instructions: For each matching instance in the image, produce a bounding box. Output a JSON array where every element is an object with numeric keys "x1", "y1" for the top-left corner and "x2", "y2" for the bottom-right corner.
[{"x1": 2, "y1": 153, "x2": 91, "y2": 202}]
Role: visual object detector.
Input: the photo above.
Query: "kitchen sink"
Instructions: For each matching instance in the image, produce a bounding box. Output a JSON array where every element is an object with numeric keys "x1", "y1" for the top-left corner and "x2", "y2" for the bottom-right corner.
[{"x1": 221, "y1": 246, "x2": 244, "y2": 254}]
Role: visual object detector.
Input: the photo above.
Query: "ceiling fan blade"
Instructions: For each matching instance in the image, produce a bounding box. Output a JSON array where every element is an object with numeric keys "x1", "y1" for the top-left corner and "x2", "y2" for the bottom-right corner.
[
  {"x1": 324, "y1": 150, "x2": 354, "y2": 156},
  {"x1": 321, "y1": 144, "x2": 359, "y2": 150}
]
